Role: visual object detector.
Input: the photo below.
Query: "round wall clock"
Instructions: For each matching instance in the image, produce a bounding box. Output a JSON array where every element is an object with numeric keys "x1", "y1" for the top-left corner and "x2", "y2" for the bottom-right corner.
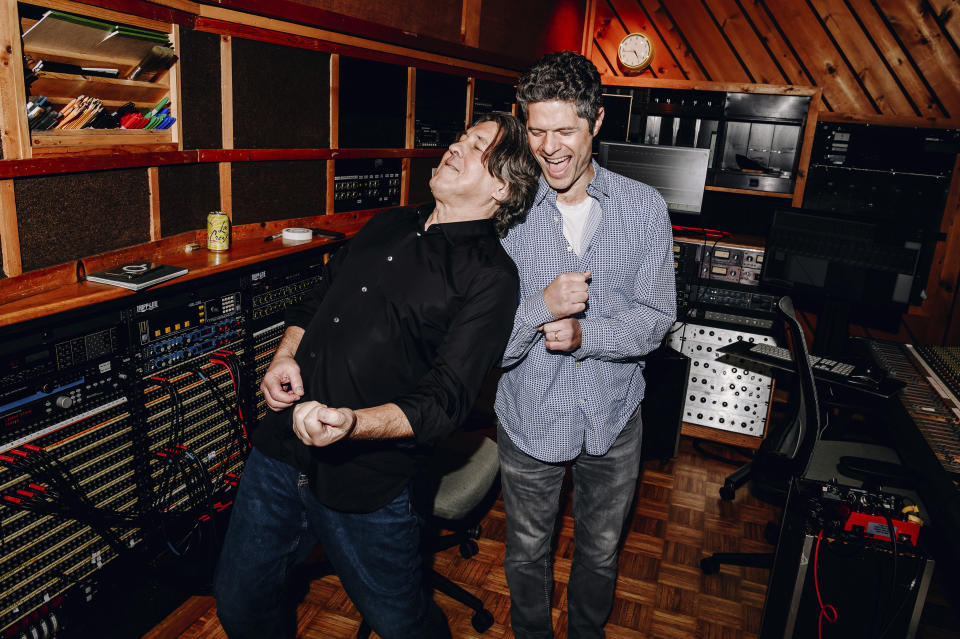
[{"x1": 617, "y1": 32, "x2": 654, "y2": 73}]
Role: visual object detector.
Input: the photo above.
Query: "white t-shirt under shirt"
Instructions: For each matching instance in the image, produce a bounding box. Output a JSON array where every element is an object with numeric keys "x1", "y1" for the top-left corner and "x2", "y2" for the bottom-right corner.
[{"x1": 555, "y1": 195, "x2": 596, "y2": 258}]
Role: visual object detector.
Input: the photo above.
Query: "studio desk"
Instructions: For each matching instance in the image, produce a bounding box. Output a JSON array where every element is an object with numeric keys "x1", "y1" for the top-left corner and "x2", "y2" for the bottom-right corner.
[{"x1": 0, "y1": 212, "x2": 370, "y2": 638}]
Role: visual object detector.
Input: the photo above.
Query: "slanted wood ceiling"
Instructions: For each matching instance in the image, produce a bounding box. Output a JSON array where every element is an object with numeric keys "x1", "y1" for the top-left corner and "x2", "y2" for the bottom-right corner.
[{"x1": 588, "y1": 0, "x2": 960, "y2": 118}]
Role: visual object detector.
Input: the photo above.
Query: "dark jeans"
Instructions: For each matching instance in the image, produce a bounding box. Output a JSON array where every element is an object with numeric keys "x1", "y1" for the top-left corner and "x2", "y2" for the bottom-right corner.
[
  {"x1": 498, "y1": 411, "x2": 642, "y2": 639},
  {"x1": 213, "y1": 448, "x2": 448, "y2": 639}
]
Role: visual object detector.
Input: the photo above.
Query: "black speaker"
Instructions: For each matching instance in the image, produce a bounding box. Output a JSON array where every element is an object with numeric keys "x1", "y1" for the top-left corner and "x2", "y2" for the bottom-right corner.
[{"x1": 640, "y1": 344, "x2": 690, "y2": 462}]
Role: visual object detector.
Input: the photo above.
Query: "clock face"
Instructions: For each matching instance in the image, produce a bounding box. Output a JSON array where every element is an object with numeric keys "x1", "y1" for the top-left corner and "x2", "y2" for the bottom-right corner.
[{"x1": 618, "y1": 33, "x2": 653, "y2": 71}]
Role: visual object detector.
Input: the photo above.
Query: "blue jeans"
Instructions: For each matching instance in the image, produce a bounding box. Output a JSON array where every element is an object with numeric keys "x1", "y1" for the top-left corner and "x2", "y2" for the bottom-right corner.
[
  {"x1": 214, "y1": 448, "x2": 446, "y2": 639},
  {"x1": 498, "y1": 410, "x2": 642, "y2": 639}
]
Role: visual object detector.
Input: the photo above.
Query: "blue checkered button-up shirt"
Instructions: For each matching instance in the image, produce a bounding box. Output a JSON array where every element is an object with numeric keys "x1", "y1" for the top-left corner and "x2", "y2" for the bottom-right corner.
[{"x1": 495, "y1": 162, "x2": 677, "y2": 463}]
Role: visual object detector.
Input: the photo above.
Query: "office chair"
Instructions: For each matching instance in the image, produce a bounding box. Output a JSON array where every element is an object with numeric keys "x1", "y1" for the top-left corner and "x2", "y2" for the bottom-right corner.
[
  {"x1": 701, "y1": 296, "x2": 821, "y2": 573},
  {"x1": 353, "y1": 428, "x2": 499, "y2": 637},
  {"x1": 701, "y1": 296, "x2": 917, "y2": 574}
]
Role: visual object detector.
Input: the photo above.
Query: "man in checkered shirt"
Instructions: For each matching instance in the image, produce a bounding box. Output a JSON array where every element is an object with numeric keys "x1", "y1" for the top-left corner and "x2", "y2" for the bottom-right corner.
[{"x1": 495, "y1": 51, "x2": 676, "y2": 639}]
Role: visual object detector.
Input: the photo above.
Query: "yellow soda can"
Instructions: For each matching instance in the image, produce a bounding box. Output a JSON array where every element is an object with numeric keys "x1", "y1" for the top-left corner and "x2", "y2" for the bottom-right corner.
[{"x1": 207, "y1": 211, "x2": 230, "y2": 251}]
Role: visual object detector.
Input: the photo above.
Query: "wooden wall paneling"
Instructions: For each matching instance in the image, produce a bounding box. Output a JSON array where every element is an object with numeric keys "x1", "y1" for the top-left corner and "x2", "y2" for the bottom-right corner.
[
  {"x1": 169, "y1": 24, "x2": 182, "y2": 147},
  {"x1": 403, "y1": 67, "x2": 415, "y2": 207},
  {"x1": 0, "y1": 179, "x2": 20, "y2": 277},
  {"x1": 807, "y1": 0, "x2": 914, "y2": 116},
  {"x1": 327, "y1": 53, "x2": 338, "y2": 213},
  {"x1": 148, "y1": 166, "x2": 161, "y2": 240},
  {"x1": 0, "y1": 0, "x2": 31, "y2": 160},
  {"x1": 466, "y1": 77, "x2": 475, "y2": 127},
  {"x1": 636, "y1": 0, "x2": 710, "y2": 80},
  {"x1": 790, "y1": 88, "x2": 824, "y2": 208},
  {"x1": 461, "y1": 0, "x2": 481, "y2": 47},
  {"x1": 927, "y1": 0, "x2": 960, "y2": 45},
  {"x1": 605, "y1": 0, "x2": 688, "y2": 80},
  {"x1": 588, "y1": 0, "x2": 621, "y2": 77},
  {"x1": 761, "y1": 1, "x2": 875, "y2": 113},
  {"x1": 581, "y1": 0, "x2": 597, "y2": 60},
  {"x1": 220, "y1": 33, "x2": 232, "y2": 218},
  {"x1": 704, "y1": 0, "x2": 790, "y2": 84},
  {"x1": 656, "y1": 1, "x2": 751, "y2": 82},
  {"x1": 844, "y1": 0, "x2": 945, "y2": 118},
  {"x1": 26, "y1": 0, "x2": 176, "y2": 31},
  {"x1": 733, "y1": 0, "x2": 817, "y2": 90},
  {"x1": 873, "y1": 0, "x2": 960, "y2": 118},
  {"x1": 193, "y1": 8, "x2": 519, "y2": 79}
]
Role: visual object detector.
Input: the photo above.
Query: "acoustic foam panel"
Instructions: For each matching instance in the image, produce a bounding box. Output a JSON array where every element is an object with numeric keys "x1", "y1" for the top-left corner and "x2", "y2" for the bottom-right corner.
[
  {"x1": 338, "y1": 56, "x2": 406, "y2": 149},
  {"x1": 409, "y1": 157, "x2": 438, "y2": 207},
  {"x1": 231, "y1": 160, "x2": 325, "y2": 225},
  {"x1": 15, "y1": 169, "x2": 150, "y2": 272},
  {"x1": 233, "y1": 38, "x2": 330, "y2": 149},
  {"x1": 158, "y1": 163, "x2": 221, "y2": 237},
  {"x1": 179, "y1": 28, "x2": 223, "y2": 150}
]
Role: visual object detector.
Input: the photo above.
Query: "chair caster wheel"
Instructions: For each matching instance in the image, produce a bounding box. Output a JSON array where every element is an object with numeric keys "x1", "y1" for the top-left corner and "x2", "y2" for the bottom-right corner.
[
  {"x1": 719, "y1": 483, "x2": 736, "y2": 501},
  {"x1": 471, "y1": 609, "x2": 494, "y2": 633},
  {"x1": 764, "y1": 522, "x2": 779, "y2": 545},
  {"x1": 459, "y1": 539, "x2": 479, "y2": 558},
  {"x1": 700, "y1": 556, "x2": 720, "y2": 574}
]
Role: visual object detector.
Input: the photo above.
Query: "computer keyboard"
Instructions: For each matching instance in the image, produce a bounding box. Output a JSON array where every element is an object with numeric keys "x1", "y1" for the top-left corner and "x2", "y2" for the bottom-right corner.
[{"x1": 748, "y1": 343, "x2": 857, "y2": 377}]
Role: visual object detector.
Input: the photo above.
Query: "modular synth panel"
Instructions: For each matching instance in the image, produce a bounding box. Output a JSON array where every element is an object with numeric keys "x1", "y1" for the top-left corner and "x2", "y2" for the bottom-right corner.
[
  {"x1": 0, "y1": 252, "x2": 335, "y2": 638},
  {"x1": 666, "y1": 323, "x2": 775, "y2": 441}
]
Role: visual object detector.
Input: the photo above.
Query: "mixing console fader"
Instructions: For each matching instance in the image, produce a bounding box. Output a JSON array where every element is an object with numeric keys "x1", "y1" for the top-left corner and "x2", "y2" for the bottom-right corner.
[
  {"x1": 0, "y1": 302, "x2": 139, "y2": 638},
  {"x1": 246, "y1": 251, "x2": 328, "y2": 427}
]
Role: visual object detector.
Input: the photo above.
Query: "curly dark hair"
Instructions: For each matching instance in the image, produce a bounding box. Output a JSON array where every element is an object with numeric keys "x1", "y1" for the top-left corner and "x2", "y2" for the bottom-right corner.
[
  {"x1": 474, "y1": 112, "x2": 540, "y2": 237},
  {"x1": 516, "y1": 50, "x2": 603, "y2": 123}
]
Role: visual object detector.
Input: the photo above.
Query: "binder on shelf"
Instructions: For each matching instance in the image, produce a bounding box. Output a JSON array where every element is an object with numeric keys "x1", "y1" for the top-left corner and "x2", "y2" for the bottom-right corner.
[
  {"x1": 85, "y1": 262, "x2": 187, "y2": 290},
  {"x1": 22, "y1": 9, "x2": 172, "y2": 68}
]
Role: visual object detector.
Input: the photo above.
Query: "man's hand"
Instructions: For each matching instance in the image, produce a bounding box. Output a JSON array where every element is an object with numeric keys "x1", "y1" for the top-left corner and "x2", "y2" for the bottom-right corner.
[
  {"x1": 542, "y1": 318, "x2": 582, "y2": 351},
  {"x1": 292, "y1": 401, "x2": 357, "y2": 447},
  {"x1": 261, "y1": 355, "x2": 304, "y2": 411},
  {"x1": 543, "y1": 271, "x2": 591, "y2": 319}
]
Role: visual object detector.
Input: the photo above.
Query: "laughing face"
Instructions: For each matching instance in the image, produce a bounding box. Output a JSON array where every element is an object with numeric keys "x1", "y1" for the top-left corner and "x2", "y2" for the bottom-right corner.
[
  {"x1": 525, "y1": 100, "x2": 603, "y2": 201},
  {"x1": 429, "y1": 120, "x2": 505, "y2": 209}
]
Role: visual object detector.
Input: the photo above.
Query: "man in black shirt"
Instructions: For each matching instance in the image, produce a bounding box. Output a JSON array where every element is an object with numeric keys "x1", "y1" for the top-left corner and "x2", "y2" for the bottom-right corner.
[{"x1": 214, "y1": 112, "x2": 539, "y2": 639}]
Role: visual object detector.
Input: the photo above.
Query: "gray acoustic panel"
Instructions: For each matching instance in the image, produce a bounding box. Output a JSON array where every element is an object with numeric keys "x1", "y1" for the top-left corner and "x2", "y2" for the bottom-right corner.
[
  {"x1": 339, "y1": 56, "x2": 406, "y2": 148},
  {"x1": 409, "y1": 157, "x2": 438, "y2": 206},
  {"x1": 179, "y1": 28, "x2": 222, "y2": 150},
  {"x1": 231, "y1": 160, "x2": 326, "y2": 225},
  {"x1": 15, "y1": 169, "x2": 150, "y2": 272},
  {"x1": 233, "y1": 38, "x2": 330, "y2": 149},
  {"x1": 158, "y1": 163, "x2": 221, "y2": 237}
]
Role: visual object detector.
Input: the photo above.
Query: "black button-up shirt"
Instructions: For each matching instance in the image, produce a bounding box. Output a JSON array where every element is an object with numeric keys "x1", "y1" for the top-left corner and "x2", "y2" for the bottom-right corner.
[{"x1": 253, "y1": 205, "x2": 519, "y2": 512}]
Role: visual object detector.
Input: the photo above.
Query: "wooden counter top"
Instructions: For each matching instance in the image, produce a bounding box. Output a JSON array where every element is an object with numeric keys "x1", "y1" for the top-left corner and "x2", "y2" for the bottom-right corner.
[{"x1": 0, "y1": 211, "x2": 375, "y2": 328}]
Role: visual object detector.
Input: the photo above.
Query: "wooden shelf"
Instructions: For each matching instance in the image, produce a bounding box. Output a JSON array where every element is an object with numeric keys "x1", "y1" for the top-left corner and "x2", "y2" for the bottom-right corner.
[
  {"x1": 704, "y1": 185, "x2": 794, "y2": 199},
  {"x1": 29, "y1": 71, "x2": 169, "y2": 106},
  {"x1": 29, "y1": 128, "x2": 175, "y2": 154}
]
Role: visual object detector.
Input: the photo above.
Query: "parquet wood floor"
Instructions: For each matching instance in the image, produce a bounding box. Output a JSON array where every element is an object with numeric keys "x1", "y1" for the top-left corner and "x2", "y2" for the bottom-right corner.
[{"x1": 152, "y1": 436, "x2": 960, "y2": 639}]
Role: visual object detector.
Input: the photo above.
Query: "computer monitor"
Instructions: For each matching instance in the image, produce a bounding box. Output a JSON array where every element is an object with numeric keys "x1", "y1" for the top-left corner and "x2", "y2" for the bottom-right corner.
[
  {"x1": 760, "y1": 207, "x2": 923, "y2": 356},
  {"x1": 598, "y1": 142, "x2": 710, "y2": 214}
]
